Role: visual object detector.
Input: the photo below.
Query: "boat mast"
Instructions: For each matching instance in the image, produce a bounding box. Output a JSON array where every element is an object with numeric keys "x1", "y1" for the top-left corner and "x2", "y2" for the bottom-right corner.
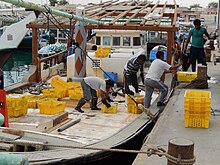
[{"x1": 0, "y1": 0, "x2": 104, "y2": 25}]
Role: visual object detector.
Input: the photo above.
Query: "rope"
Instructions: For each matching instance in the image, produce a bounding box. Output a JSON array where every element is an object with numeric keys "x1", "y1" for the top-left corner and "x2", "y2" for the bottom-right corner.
[
  {"x1": 0, "y1": 139, "x2": 195, "y2": 164},
  {"x1": 42, "y1": 6, "x2": 72, "y2": 41},
  {"x1": 138, "y1": 104, "x2": 156, "y2": 122}
]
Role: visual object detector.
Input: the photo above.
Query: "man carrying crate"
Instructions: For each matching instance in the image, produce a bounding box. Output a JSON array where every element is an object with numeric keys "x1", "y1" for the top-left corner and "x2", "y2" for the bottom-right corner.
[{"x1": 144, "y1": 51, "x2": 183, "y2": 108}]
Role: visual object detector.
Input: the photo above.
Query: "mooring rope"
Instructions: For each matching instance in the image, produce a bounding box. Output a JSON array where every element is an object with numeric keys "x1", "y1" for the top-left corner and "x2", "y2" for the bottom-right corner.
[{"x1": 0, "y1": 139, "x2": 196, "y2": 165}]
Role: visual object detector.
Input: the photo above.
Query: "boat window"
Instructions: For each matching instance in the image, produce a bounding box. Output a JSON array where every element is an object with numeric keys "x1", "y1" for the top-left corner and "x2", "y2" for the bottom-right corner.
[
  {"x1": 133, "y1": 37, "x2": 141, "y2": 46},
  {"x1": 103, "y1": 36, "x2": 111, "y2": 46},
  {"x1": 96, "y1": 36, "x2": 101, "y2": 45},
  {"x1": 92, "y1": 59, "x2": 101, "y2": 68},
  {"x1": 123, "y1": 37, "x2": 131, "y2": 46},
  {"x1": 112, "y1": 36, "x2": 120, "y2": 46}
]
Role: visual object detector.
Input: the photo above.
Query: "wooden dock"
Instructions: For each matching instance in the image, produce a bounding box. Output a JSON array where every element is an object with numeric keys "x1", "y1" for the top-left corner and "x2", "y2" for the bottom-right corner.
[{"x1": 133, "y1": 61, "x2": 220, "y2": 165}]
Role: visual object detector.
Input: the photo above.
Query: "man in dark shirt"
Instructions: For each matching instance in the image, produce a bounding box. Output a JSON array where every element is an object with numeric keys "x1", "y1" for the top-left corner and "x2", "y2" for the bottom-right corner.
[
  {"x1": 184, "y1": 19, "x2": 210, "y2": 72},
  {"x1": 124, "y1": 53, "x2": 146, "y2": 95}
]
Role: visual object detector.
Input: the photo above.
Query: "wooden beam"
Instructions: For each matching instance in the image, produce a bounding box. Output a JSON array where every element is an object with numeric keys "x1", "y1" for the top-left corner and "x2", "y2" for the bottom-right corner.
[
  {"x1": 140, "y1": 0, "x2": 160, "y2": 25},
  {"x1": 154, "y1": 1, "x2": 167, "y2": 26},
  {"x1": 86, "y1": 24, "x2": 178, "y2": 32},
  {"x1": 109, "y1": 6, "x2": 137, "y2": 25},
  {"x1": 172, "y1": 0, "x2": 178, "y2": 26},
  {"x1": 85, "y1": 0, "x2": 119, "y2": 11},
  {"x1": 86, "y1": 0, "x2": 131, "y2": 18},
  {"x1": 125, "y1": 2, "x2": 151, "y2": 25},
  {"x1": 167, "y1": 31, "x2": 174, "y2": 64},
  {"x1": 27, "y1": 22, "x2": 179, "y2": 32},
  {"x1": 97, "y1": 11, "x2": 116, "y2": 20}
]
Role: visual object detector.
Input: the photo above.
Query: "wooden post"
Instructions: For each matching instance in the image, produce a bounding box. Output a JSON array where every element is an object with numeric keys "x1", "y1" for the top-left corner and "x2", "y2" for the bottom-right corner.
[
  {"x1": 167, "y1": 138, "x2": 194, "y2": 165},
  {"x1": 32, "y1": 27, "x2": 41, "y2": 82},
  {"x1": 167, "y1": 31, "x2": 174, "y2": 65}
]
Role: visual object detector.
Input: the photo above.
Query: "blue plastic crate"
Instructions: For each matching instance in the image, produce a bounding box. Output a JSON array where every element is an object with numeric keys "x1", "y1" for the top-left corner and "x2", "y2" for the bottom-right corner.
[
  {"x1": 104, "y1": 72, "x2": 118, "y2": 83},
  {"x1": 149, "y1": 50, "x2": 167, "y2": 61}
]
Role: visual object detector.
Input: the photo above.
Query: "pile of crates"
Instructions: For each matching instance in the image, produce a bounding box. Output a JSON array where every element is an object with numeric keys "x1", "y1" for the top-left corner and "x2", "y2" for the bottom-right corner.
[
  {"x1": 68, "y1": 82, "x2": 83, "y2": 100},
  {"x1": 126, "y1": 95, "x2": 144, "y2": 114},
  {"x1": 184, "y1": 90, "x2": 211, "y2": 128},
  {"x1": 6, "y1": 94, "x2": 28, "y2": 117},
  {"x1": 95, "y1": 46, "x2": 111, "y2": 58}
]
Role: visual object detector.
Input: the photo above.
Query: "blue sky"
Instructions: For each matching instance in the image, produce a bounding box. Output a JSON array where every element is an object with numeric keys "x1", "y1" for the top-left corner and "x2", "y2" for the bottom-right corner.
[{"x1": 1, "y1": 0, "x2": 216, "y2": 7}]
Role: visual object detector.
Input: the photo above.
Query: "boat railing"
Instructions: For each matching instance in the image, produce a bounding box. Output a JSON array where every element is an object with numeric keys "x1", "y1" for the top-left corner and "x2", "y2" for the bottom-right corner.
[{"x1": 39, "y1": 50, "x2": 67, "y2": 69}]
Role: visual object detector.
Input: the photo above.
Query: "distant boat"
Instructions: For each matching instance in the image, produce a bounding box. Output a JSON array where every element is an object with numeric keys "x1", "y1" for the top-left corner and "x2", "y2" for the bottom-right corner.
[{"x1": 0, "y1": 11, "x2": 36, "y2": 51}]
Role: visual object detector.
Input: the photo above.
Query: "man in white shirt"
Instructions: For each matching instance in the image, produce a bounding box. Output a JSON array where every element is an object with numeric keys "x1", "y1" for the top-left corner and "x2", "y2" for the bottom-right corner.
[
  {"x1": 75, "y1": 77, "x2": 114, "y2": 113},
  {"x1": 145, "y1": 51, "x2": 183, "y2": 108}
]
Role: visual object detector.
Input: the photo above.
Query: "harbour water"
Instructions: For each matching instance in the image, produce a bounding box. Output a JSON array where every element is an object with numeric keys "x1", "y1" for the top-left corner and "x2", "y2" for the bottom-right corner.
[{"x1": 3, "y1": 50, "x2": 32, "y2": 87}]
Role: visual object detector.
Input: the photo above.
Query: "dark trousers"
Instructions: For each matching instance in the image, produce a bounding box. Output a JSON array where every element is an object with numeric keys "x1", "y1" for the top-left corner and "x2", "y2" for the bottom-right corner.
[
  {"x1": 189, "y1": 46, "x2": 207, "y2": 72},
  {"x1": 81, "y1": 80, "x2": 97, "y2": 101},
  {"x1": 124, "y1": 71, "x2": 138, "y2": 95}
]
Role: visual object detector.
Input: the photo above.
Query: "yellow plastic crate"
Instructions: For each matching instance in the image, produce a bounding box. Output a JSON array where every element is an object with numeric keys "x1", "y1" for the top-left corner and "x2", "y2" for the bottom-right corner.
[
  {"x1": 102, "y1": 103, "x2": 118, "y2": 114},
  {"x1": 67, "y1": 82, "x2": 82, "y2": 90},
  {"x1": 7, "y1": 107, "x2": 28, "y2": 117},
  {"x1": 37, "y1": 98, "x2": 58, "y2": 107},
  {"x1": 26, "y1": 95, "x2": 45, "y2": 109},
  {"x1": 51, "y1": 77, "x2": 69, "y2": 90},
  {"x1": 184, "y1": 115, "x2": 210, "y2": 128},
  {"x1": 184, "y1": 90, "x2": 211, "y2": 128},
  {"x1": 96, "y1": 90, "x2": 101, "y2": 97},
  {"x1": 177, "y1": 71, "x2": 197, "y2": 82},
  {"x1": 38, "y1": 100, "x2": 66, "y2": 115},
  {"x1": 69, "y1": 89, "x2": 83, "y2": 100},
  {"x1": 127, "y1": 104, "x2": 143, "y2": 114},
  {"x1": 42, "y1": 88, "x2": 67, "y2": 98},
  {"x1": 28, "y1": 100, "x2": 38, "y2": 109},
  {"x1": 126, "y1": 95, "x2": 144, "y2": 114}
]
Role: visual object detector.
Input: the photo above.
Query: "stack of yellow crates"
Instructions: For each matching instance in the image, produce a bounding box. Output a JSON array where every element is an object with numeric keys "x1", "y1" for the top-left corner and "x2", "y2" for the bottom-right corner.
[
  {"x1": 68, "y1": 82, "x2": 83, "y2": 100},
  {"x1": 127, "y1": 95, "x2": 144, "y2": 114},
  {"x1": 95, "y1": 46, "x2": 111, "y2": 58},
  {"x1": 24, "y1": 94, "x2": 45, "y2": 109},
  {"x1": 184, "y1": 90, "x2": 211, "y2": 128},
  {"x1": 6, "y1": 94, "x2": 28, "y2": 117}
]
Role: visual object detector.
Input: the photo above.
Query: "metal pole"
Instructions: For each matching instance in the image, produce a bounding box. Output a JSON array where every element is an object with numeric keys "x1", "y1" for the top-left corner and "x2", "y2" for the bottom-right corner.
[
  {"x1": 217, "y1": 0, "x2": 220, "y2": 49},
  {"x1": 0, "y1": 0, "x2": 104, "y2": 25},
  {"x1": 57, "y1": 118, "x2": 81, "y2": 132}
]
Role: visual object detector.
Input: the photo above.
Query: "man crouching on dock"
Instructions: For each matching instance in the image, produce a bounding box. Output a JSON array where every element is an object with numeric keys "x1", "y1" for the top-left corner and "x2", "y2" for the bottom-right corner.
[
  {"x1": 75, "y1": 77, "x2": 115, "y2": 113},
  {"x1": 144, "y1": 51, "x2": 183, "y2": 108}
]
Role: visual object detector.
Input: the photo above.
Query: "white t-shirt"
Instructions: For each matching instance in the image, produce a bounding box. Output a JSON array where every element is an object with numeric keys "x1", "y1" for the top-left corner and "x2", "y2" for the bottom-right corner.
[
  {"x1": 146, "y1": 59, "x2": 171, "y2": 81},
  {"x1": 84, "y1": 77, "x2": 106, "y2": 91}
]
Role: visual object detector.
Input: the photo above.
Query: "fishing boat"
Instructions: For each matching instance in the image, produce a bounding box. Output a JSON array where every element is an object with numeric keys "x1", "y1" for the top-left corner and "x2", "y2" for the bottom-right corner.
[
  {"x1": 0, "y1": 0, "x2": 179, "y2": 164},
  {"x1": 0, "y1": 96, "x2": 162, "y2": 164}
]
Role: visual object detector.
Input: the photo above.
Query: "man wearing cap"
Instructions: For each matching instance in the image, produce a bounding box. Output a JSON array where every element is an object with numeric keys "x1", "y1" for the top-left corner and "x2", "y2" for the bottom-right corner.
[
  {"x1": 124, "y1": 53, "x2": 146, "y2": 95},
  {"x1": 75, "y1": 76, "x2": 115, "y2": 113}
]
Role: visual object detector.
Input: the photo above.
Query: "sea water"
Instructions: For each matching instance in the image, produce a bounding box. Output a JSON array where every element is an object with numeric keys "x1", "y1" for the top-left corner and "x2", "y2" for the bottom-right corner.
[{"x1": 3, "y1": 50, "x2": 32, "y2": 87}]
